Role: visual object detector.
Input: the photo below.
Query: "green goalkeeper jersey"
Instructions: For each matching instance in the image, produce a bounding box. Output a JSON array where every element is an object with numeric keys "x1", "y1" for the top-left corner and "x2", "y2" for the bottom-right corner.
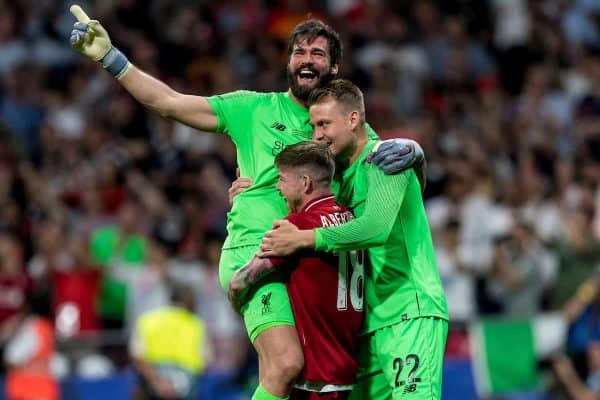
[
  {"x1": 207, "y1": 91, "x2": 378, "y2": 250},
  {"x1": 317, "y1": 140, "x2": 448, "y2": 334}
]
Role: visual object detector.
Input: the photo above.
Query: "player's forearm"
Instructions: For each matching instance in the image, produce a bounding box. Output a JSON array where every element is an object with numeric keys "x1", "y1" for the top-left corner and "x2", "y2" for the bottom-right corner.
[
  {"x1": 228, "y1": 256, "x2": 277, "y2": 311},
  {"x1": 244, "y1": 257, "x2": 277, "y2": 285},
  {"x1": 118, "y1": 67, "x2": 217, "y2": 131},
  {"x1": 315, "y1": 219, "x2": 387, "y2": 251},
  {"x1": 315, "y1": 168, "x2": 409, "y2": 252},
  {"x1": 229, "y1": 257, "x2": 276, "y2": 292},
  {"x1": 119, "y1": 66, "x2": 178, "y2": 117}
]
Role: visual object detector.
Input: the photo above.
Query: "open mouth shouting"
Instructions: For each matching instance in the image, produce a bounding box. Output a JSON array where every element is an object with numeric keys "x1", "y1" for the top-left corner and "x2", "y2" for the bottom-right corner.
[{"x1": 297, "y1": 68, "x2": 319, "y2": 85}]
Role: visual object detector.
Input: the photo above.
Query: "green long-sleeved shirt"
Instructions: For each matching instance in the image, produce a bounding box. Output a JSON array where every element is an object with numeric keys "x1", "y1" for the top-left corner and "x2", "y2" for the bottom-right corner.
[
  {"x1": 207, "y1": 90, "x2": 378, "y2": 251},
  {"x1": 317, "y1": 140, "x2": 448, "y2": 333}
]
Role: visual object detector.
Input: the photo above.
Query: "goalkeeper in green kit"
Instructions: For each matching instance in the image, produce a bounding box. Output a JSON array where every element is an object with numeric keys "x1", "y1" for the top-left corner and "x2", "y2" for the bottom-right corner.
[
  {"x1": 260, "y1": 80, "x2": 449, "y2": 400},
  {"x1": 68, "y1": 6, "x2": 425, "y2": 400}
]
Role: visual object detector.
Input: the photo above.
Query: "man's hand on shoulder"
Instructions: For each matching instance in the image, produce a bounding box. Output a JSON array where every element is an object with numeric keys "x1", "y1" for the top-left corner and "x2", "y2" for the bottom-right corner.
[
  {"x1": 368, "y1": 138, "x2": 427, "y2": 191},
  {"x1": 258, "y1": 220, "x2": 315, "y2": 257}
]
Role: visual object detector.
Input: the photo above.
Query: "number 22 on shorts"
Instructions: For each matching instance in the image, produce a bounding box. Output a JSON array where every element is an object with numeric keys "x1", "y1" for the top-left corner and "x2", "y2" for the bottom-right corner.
[{"x1": 394, "y1": 354, "x2": 421, "y2": 393}]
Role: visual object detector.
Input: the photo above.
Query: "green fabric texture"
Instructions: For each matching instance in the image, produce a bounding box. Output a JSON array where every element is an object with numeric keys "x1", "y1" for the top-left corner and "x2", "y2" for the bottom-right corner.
[
  {"x1": 473, "y1": 319, "x2": 540, "y2": 395},
  {"x1": 207, "y1": 91, "x2": 312, "y2": 249},
  {"x1": 90, "y1": 226, "x2": 147, "y2": 320},
  {"x1": 351, "y1": 317, "x2": 448, "y2": 400},
  {"x1": 316, "y1": 139, "x2": 448, "y2": 333},
  {"x1": 251, "y1": 384, "x2": 289, "y2": 400},
  {"x1": 206, "y1": 90, "x2": 378, "y2": 251},
  {"x1": 218, "y1": 245, "x2": 295, "y2": 341},
  {"x1": 241, "y1": 280, "x2": 295, "y2": 343}
]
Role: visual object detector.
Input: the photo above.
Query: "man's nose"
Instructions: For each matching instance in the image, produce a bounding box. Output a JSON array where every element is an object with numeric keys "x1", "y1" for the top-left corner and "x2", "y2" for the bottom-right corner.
[{"x1": 300, "y1": 57, "x2": 315, "y2": 66}]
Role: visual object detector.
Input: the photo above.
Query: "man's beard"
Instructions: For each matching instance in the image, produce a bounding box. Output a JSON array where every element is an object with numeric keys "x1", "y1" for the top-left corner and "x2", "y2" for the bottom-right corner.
[{"x1": 287, "y1": 67, "x2": 336, "y2": 104}]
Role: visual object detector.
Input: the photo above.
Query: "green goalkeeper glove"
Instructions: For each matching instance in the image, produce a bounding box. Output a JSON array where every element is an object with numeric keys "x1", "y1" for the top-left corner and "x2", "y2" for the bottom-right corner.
[{"x1": 69, "y1": 4, "x2": 131, "y2": 79}]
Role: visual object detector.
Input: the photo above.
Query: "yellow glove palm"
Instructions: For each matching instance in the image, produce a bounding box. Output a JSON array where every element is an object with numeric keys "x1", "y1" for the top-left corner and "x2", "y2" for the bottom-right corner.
[{"x1": 69, "y1": 5, "x2": 111, "y2": 62}]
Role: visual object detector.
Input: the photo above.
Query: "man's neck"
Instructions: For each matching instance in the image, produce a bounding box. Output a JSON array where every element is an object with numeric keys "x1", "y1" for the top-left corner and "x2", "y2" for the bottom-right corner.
[
  {"x1": 288, "y1": 89, "x2": 306, "y2": 107},
  {"x1": 298, "y1": 189, "x2": 332, "y2": 211},
  {"x1": 337, "y1": 132, "x2": 368, "y2": 172},
  {"x1": 350, "y1": 133, "x2": 368, "y2": 164}
]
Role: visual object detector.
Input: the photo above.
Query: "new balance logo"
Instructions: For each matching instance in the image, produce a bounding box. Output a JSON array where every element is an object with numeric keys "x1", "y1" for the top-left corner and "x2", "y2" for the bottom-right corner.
[
  {"x1": 271, "y1": 122, "x2": 286, "y2": 131},
  {"x1": 403, "y1": 384, "x2": 417, "y2": 394}
]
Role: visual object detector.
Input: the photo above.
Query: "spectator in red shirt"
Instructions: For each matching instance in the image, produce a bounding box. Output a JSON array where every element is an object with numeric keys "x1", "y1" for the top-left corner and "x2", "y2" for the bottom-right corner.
[
  {"x1": 0, "y1": 232, "x2": 30, "y2": 374},
  {"x1": 52, "y1": 235, "x2": 102, "y2": 338}
]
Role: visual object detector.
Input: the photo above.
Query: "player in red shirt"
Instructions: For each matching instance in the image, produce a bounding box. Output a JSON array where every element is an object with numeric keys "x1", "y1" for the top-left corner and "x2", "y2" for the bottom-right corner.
[{"x1": 229, "y1": 141, "x2": 363, "y2": 400}]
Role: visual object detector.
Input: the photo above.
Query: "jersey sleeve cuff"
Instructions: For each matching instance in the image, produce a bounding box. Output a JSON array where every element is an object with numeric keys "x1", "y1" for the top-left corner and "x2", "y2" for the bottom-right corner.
[
  {"x1": 314, "y1": 229, "x2": 328, "y2": 251},
  {"x1": 205, "y1": 96, "x2": 226, "y2": 133}
]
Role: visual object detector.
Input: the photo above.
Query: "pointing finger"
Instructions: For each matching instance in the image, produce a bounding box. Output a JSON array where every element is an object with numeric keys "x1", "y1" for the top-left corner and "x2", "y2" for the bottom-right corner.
[{"x1": 70, "y1": 5, "x2": 90, "y2": 23}]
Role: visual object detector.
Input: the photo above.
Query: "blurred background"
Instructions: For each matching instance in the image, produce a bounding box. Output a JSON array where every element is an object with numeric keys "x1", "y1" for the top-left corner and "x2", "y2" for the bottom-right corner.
[{"x1": 0, "y1": 0, "x2": 599, "y2": 398}]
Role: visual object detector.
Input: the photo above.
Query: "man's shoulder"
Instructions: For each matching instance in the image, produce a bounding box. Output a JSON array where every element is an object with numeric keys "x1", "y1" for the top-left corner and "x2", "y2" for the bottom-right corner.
[
  {"x1": 286, "y1": 211, "x2": 320, "y2": 230},
  {"x1": 209, "y1": 90, "x2": 285, "y2": 103},
  {"x1": 315, "y1": 200, "x2": 349, "y2": 214},
  {"x1": 348, "y1": 139, "x2": 378, "y2": 171},
  {"x1": 289, "y1": 200, "x2": 352, "y2": 229}
]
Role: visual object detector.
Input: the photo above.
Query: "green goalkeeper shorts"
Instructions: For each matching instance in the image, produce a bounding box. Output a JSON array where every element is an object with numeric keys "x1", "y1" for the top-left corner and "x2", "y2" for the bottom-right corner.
[
  {"x1": 219, "y1": 244, "x2": 295, "y2": 342},
  {"x1": 349, "y1": 317, "x2": 448, "y2": 400}
]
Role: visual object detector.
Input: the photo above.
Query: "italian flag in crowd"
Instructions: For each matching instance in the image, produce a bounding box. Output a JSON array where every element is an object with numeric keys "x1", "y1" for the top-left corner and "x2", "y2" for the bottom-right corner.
[{"x1": 470, "y1": 313, "x2": 566, "y2": 396}]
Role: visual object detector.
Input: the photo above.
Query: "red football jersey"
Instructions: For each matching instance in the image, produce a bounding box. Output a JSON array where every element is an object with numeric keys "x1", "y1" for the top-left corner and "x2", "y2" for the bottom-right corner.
[
  {"x1": 52, "y1": 268, "x2": 102, "y2": 334},
  {"x1": 275, "y1": 194, "x2": 365, "y2": 388}
]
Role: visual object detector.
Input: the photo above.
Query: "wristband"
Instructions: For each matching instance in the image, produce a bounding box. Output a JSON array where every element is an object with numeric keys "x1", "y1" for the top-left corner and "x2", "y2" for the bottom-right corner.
[{"x1": 101, "y1": 47, "x2": 131, "y2": 79}]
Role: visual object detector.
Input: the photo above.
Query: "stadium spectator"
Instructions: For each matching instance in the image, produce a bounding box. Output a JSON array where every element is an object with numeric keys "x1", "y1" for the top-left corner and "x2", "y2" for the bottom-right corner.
[
  {"x1": 4, "y1": 289, "x2": 59, "y2": 400},
  {"x1": 487, "y1": 221, "x2": 557, "y2": 317},
  {"x1": 0, "y1": 233, "x2": 30, "y2": 374},
  {"x1": 129, "y1": 283, "x2": 211, "y2": 400},
  {"x1": 90, "y1": 199, "x2": 148, "y2": 330},
  {"x1": 170, "y1": 231, "x2": 247, "y2": 372},
  {"x1": 110, "y1": 239, "x2": 169, "y2": 334},
  {"x1": 52, "y1": 235, "x2": 102, "y2": 337}
]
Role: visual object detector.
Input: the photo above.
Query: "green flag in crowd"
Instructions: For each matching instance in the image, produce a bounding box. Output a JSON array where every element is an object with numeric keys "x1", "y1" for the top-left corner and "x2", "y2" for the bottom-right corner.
[{"x1": 470, "y1": 313, "x2": 566, "y2": 397}]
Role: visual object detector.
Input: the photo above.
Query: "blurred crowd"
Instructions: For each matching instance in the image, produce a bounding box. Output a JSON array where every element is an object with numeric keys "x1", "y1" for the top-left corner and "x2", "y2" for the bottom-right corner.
[{"x1": 0, "y1": 0, "x2": 600, "y2": 397}]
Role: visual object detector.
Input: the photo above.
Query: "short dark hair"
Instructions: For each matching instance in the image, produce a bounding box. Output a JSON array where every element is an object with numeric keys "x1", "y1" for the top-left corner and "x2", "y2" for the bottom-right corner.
[
  {"x1": 288, "y1": 19, "x2": 342, "y2": 69},
  {"x1": 275, "y1": 141, "x2": 335, "y2": 188},
  {"x1": 307, "y1": 79, "x2": 366, "y2": 127},
  {"x1": 169, "y1": 282, "x2": 196, "y2": 309}
]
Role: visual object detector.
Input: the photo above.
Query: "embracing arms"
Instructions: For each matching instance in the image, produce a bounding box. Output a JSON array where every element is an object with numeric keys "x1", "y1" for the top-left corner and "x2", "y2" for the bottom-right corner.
[{"x1": 260, "y1": 167, "x2": 414, "y2": 257}]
